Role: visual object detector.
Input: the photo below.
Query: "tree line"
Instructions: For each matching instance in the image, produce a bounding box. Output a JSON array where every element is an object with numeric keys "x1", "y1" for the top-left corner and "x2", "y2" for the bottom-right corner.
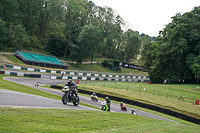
[
  {"x1": 0, "y1": 0, "x2": 152, "y2": 64},
  {"x1": 140, "y1": 6, "x2": 200, "y2": 83},
  {"x1": 2, "y1": 0, "x2": 198, "y2": 84}
]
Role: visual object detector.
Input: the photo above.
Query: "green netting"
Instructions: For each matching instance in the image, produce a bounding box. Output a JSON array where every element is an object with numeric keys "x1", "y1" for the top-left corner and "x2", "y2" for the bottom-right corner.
[
  {"x1": 17, "y1": 51, "x2": 64, "y2": 66},
  {"x1": 19, "y1": 52, "x2": 37, "y2": 62},
  {"x1": 31, "y1": 54, "x2": 52, "y2": 64},
  {"x1": 45, "y1": 56, "x2": 63, "y2": 65}
]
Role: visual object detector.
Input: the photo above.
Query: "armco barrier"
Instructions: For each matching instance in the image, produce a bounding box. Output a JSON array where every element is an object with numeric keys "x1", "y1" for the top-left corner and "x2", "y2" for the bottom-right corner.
[{"x1": 51, "y1": 85, "x2": 200, "y2": 125}]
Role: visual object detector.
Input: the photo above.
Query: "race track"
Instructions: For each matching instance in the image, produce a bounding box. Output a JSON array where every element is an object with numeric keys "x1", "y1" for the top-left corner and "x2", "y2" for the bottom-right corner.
[
  {"x1": 2, "y1": 77, "x2": 176, "y2": 122},
  {"x1": 0, "y1": 89, "x2": 98, "y2": 111}
]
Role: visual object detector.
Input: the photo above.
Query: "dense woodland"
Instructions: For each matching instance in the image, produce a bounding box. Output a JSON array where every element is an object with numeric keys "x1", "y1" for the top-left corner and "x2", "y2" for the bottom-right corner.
[
  {"x1": 0, "y1": 0, "x2": 150, "y2": 63},
  {"x1": 141, "y1": 6, "x2": 200, "y2": 83},
  {"x1": 0, "y1": 0, "x2": 199, "y2": 83}
]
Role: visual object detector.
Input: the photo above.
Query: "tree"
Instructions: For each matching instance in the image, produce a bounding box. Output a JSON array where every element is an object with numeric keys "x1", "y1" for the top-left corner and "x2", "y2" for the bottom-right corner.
[
  {"x1": 63, "y1": 0, "x2": 90, "y2": 60},
  {"x1": 77, "y1": 25, "x2": 102, "y2": 64},
  {"x1": 9, "y1": 25, "x2": 31, "y2": 50},
  {"x1": 93, "y1": 6, "x2": 124, "y2": 59},
  {"x1": 123, "y1": 30, "x2": 141, "y2": 62},
  {"x1": 0, "y1": 18, "x2": 7, "y2": 49},
  {"x1": 140, "y1": 35, "x2": 153, "y2": 70},
  {"x1": 145, "y1": 6, "x2": 200, "y2": 83},
  {"x1": 0, "y1": 0, "x2": 19, "y2": 26},
  {"x1": 46, "y1": 35, "x2": 66, "y2": 57}
]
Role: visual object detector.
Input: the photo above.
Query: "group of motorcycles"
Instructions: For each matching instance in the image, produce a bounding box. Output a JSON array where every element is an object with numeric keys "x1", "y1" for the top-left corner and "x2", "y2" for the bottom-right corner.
[
  {"x1": 61, "y1": 84, "x2": 128, "y2": 112},
  {"x1": 34, "y1": 81, "x2": 134, "y2": 114}
]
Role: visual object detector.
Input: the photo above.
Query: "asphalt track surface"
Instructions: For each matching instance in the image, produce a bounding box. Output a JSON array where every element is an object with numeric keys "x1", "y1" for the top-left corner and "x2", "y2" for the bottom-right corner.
[
  {"x1": 0, "y1": 89, "x2": 98, "y2": 111},
  {"x1": 2, "y1": 75, "x2": 176, "y2": 122}
]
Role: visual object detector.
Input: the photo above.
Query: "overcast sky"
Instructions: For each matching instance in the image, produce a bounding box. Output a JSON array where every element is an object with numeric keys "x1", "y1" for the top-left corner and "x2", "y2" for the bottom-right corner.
[{"x1": 91, "y1": 0, "x2": 200, "y2": 37}]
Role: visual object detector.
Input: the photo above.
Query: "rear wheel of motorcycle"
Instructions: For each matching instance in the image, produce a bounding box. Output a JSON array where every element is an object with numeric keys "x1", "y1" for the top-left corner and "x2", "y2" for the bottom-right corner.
[
  {"x1": 62, "y1": 94, "x2": 68, "y2": 105},
  {"x1": 73, "y1": 96, "x2": 79, "y2": 106}
]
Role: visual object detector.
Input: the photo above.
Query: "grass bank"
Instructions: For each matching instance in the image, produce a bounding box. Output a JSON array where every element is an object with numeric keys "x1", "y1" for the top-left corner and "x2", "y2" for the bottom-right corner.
[
  {"x1": 0, "y1": 54, "x2": 147, "y2": 75},
  {"x1": 1, "y1": 107, "x2": 200, "y2": 133},
  {"x1": 76, "y1": 83, "x2": 200, "y2": 119}
]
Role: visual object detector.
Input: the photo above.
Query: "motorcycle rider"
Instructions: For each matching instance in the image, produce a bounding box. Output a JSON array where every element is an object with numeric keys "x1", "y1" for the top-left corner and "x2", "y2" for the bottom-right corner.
[
  {"x1": 65, "y1": 79, "x2": 76, "y2": 99},
  {"x1": 92, "y1": 92, "x2": 96, "y2": 97},
  {"x1": 105, "y1": 97, "x2": 110, "y2": 111},
  {"x1": 120, "y1": 101, "x2": 124, "y2": 107},
  {"x1": 131, "y1": 108, "x2": 137, "y2": 115},
  {"x1": 65, "y1": 79, "x2": 76, "y2": 86},
  {"x1": 120, "y1": 102, "x2": 125, "y2": 108},
  {"x1": 35, "y1": 82, "x2": 41, "y2": 87}
]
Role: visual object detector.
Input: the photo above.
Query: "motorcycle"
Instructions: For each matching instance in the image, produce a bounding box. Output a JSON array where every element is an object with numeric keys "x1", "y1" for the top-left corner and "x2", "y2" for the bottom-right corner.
[
  {"x1": 120, "y1": 103, "x2": 127, "y2": 111},
  {"x1": 101, "y1": 101, "x2": 109, "y2": 111},
  {"x1": 62, "y1": 86, "x2": 79, "y2": 106},
  {"x1": 91, "y1": 95, "x2": 98, "y2": 102},
  {"x1": 35, "y1": 82, "x2": 40, "y2": 87}
]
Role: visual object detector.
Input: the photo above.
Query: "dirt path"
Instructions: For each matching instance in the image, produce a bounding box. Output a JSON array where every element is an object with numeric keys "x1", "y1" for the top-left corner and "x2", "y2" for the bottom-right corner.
[{"x1": 0, "y1": 54, "x2": 13, "y2": 64}]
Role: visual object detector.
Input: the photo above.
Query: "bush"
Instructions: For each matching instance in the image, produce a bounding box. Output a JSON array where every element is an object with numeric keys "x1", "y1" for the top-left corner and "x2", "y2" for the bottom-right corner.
[
  {"x1": 102, "y1": 60, "x2": 110, "y2": 67},
  {"x1": 102, "y1": 60, "x2": 114, "y2": 69}
]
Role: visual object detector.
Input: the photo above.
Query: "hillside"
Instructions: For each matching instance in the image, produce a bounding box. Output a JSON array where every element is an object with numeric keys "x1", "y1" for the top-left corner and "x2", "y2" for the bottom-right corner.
[{"x1": 0, "y1": 53, "x2": 148, "y2": 76}]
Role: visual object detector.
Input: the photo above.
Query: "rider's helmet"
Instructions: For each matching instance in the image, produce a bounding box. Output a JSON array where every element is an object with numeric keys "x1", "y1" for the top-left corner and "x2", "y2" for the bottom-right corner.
[
  {"x1": 105, "y1": 97, "x2": 109, "y2": 100},
  {"x1": 68, "y1": 79, "x2": 72, "y2": 85},
  {"x1": 93, "y1": 92, "x2": 96, "y2": 95}
]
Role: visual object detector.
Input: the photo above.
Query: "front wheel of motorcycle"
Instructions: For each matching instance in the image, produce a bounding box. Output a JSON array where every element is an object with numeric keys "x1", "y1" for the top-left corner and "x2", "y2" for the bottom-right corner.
[
  {"x1": 73, "y1": 96, "x2": 79, "y2": 106},
  {"x1": 62, "y1": 94, "x2": 68, "y2": 105}
]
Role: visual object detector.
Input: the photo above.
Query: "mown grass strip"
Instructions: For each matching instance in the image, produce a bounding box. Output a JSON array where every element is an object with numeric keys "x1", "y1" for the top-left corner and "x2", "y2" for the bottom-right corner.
[{"x1": 1, "y1": 107, "x2": 200, "y2": 133}]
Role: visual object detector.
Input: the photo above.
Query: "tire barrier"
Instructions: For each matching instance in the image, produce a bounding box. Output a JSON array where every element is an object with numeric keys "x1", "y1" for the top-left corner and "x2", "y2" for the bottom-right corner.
[
  {"x1": 51, "y1": 85, "x2": 200, "y2": 125},
  {"x1": 0, "y1": 70, "x2": 5, "y2": 74},
  {"x1": 50, "y1": 85, "x2": 63, "y2": 89}
]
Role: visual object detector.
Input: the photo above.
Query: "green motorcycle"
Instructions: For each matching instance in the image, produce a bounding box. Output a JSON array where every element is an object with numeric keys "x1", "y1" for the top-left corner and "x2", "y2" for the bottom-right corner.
[{"x1": 101, "y1": 101, "x2": 109, "y2": 111}]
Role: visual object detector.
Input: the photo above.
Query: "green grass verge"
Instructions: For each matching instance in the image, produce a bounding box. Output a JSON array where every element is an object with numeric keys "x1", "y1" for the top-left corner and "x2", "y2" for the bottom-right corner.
[
  {"x1": 1, "y1": 107, "x2": 200, "y2": 133},
  {"x1": 88, "y1": 82, "x2": 200, "y2": 103},
  {"x1": 76, "y1": 83, "x2": 200, "y2": 119},
  {"x1": 3, "y1": 54, "x2": 25, "y2": 64},
  {"x1": 77, "y1": 92, "x2": 199, "y2": 126}
]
